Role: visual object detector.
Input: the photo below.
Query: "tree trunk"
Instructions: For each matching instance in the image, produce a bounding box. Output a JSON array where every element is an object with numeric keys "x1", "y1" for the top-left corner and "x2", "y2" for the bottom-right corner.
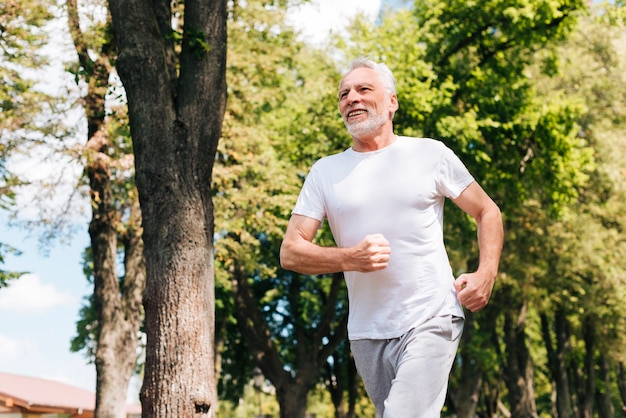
[
  {"x1": 67, "y1": 1, "x2": 145, "y2": 416},
  {"x1": 554, "y1": 310, "x2": 573, "y2": 418},
  {"x1": 449, "y1": 311, "x2": 483, "y2": 418},
  {"x1": 108, "y1": 0, "x2": 228, "y2": 416},
  {"x1": 275, "y1": 383, "x2": 310, "y2": 418},
  {"x1": 616, "y1": 363, "x2": 626, "y2": 415},
  {"x1": 324, "y1": 341, "x2": 358, "y2": 418},
  {"x1": 325, "y1": 351, "x2": 347, "y2": 418},
  {"x1": 232, "y1": 264, "x2": 348, "y2": 418},
  {"x1": 483, "y1": 382, "x2": 505, "y2": 418},
  {"x1": 502, "y1": 302, "x2": 538, "y2": 418},
  {"x1": 541, "y1": 310, "x2": 573, "y2": 418},
  {"x1": 595, "y1": 353, "x2": 614, "y2": 418},
  {"x1": 579, "y1": 316, "x2": 596, "y2": 418},
  {"x1": 347, "y1": 354, "x2": 358, "y2": 418},
  {"x1": 232, "y1": 265, "x2": 310, "y2": 418},
  {"x1": 87, "y1": 141, "x2": 135, "y2": 418},
  {"x1": 92, "y1": 193, "x2": 145, "y2": 418}
]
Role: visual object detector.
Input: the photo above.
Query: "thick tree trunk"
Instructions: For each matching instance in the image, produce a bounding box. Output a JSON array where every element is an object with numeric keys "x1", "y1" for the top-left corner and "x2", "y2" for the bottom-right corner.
[
  {"x1": 502, "y1": 303, "x2": 538, "y2": 418},
  {"x1": 108, "y1": 0, "x2": 228, "y2": 416},
  {"x1": 275, "y1": 384, "x2": 310, "y2": 418}
]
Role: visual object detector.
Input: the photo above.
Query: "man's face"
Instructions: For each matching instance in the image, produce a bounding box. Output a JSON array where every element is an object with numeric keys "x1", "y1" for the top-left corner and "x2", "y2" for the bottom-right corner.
[{"x1": 338, "y1": 67, "x2": 397, "y2": 138}]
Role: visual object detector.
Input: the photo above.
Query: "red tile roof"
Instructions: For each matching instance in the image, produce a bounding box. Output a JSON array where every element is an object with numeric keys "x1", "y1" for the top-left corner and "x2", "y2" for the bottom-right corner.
[{"x1": 0, "y1": 371, "x2": 141, "y2": 416}]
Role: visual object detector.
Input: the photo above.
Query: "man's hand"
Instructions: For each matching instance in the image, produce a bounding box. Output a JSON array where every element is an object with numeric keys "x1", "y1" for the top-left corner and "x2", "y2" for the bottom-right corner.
[
  {"x1": 454, "y1": 271, "x2": 495, "y2": 312},
  {"x1": 349, "y1": 233, "x2": 391, "y2": 272}
]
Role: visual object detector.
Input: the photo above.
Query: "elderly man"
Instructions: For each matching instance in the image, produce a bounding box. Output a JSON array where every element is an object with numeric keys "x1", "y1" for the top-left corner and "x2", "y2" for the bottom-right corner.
[{"x1": 280, "y1": 57, "x2": 503, "y2": 417}]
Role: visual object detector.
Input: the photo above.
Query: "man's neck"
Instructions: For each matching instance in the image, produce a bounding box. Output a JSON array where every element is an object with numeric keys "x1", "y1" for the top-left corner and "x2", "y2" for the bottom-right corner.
[{"x1": 351, "y1": 128, "x2": 396, "y2": 152}]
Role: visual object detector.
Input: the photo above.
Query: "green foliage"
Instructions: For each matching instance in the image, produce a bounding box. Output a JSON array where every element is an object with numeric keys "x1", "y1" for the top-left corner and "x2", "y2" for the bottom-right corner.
[
  {"x1": 0, "y1": 160, "x2": 19, "y2": 211},
  {"x1": 70, "y1": 294, "x2": 98, "y2": 358},
  {"x1": 534, "y1": 9, "x2": 626, "y2": 381},
  {"x1": 216, "y1": 381, "x2": 280, "y2": 417},
  {"x1": 213, "y1": 1, "x2": 349, "y2": 407},
  {"x1": 0, "y1": 243, "x2": 25, "y2": 287},
  {"x1": 0, "y1": 0, "x2": 57, "y2": 283},
  {"x1": 1, "y1": 0, "x2": 57, "y2": 137},
  {"x1": 185, "y1": 28, "x2": 212, "y2": 58},
  {"x1": 1, "y1": 0, "x2": 54, "y2": 155},
  {"x1": 212, "y1": 5, "x2": 372, "y2": 416},
  {"x1": 0, "y1": 0, "x2": 52, "y2": 65}
]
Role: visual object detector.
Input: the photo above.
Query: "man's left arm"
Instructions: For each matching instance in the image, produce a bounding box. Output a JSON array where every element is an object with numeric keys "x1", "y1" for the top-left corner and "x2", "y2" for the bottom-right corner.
[{"x1": 451, "y1": 181, "x2": 504, "y2": 312}]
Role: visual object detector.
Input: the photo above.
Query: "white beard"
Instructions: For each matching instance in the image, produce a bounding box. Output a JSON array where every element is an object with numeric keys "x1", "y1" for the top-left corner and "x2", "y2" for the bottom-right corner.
[{"x1": 344, "y1": 108, "x2": 388, "y2": 138}]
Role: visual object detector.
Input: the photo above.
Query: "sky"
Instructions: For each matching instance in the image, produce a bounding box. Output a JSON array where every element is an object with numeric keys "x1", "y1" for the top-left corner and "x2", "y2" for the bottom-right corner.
[{"x1": 0, "y1": 0, "x2": 386, "y2": 401}]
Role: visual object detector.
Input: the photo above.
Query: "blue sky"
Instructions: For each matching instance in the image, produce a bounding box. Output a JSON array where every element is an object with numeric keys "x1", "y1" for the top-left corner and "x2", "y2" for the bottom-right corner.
[
  {"x1": 0, "y1": 218, "x2": 95, "y2": 391},
  {"x1": 0, "y1": 0, "x2": 385, "y2": 400}
]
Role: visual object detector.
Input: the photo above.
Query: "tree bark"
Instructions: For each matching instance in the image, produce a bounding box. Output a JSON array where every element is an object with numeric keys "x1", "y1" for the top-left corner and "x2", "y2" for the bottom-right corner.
[{"x1": 107, "y1": 0, "x2": 228, "y2": 416}]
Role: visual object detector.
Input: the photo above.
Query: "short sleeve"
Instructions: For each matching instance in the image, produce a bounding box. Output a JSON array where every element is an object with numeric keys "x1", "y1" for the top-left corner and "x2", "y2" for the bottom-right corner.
[
  {"x1": 436, "y1": 145, "x2": 475, "y2": 199},
  {"x1": 292, "y1": 163, "x2": 326, "y2": 221}
]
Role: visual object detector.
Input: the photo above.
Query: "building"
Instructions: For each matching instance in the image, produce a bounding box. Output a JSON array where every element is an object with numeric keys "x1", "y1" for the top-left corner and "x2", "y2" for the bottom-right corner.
[{"x1": 0, "y1": 372, "x2": 141, "y2": 418}]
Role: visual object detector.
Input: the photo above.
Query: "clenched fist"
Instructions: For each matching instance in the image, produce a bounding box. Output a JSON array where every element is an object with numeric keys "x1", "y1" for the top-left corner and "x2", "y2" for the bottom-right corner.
[{"x1": 349, "y1": 233, "x2": 391, "y2": 272}]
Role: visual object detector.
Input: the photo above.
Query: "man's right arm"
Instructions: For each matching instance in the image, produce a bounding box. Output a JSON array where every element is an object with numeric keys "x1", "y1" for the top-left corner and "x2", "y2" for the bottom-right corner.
[{"x1": 279, "y1": 214, "x2": 391, "y2": 275}]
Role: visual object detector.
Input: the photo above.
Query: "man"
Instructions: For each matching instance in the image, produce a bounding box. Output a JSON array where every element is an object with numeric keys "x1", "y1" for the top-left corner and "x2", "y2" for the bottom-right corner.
[{"x1": 280, "y1": 56, "x2": 503, "y2": 417}]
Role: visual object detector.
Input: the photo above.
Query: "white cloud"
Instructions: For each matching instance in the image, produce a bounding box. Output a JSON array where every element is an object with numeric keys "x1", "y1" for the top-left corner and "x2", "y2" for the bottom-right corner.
[
  {"x1": 286, "y1": 0, "x2": 382, "y2": 46},
  {"x1": 0, "y1": 274, "x2": 76, "y2": 314}
]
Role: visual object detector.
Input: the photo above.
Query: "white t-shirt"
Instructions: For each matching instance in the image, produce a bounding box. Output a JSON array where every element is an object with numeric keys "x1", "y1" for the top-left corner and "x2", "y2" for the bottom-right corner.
[{"x1": 292, "y1": 136, "x2": 474, "y2": 340}]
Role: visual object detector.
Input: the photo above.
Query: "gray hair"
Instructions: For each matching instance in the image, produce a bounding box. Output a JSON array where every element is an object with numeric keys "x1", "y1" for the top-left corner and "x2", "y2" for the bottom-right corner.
[{"x1": 343, "y1": 56, "x2": 397, "y2": 96}]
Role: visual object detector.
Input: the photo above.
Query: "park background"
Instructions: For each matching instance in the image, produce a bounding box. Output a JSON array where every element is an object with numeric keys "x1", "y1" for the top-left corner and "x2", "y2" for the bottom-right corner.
[{"x1": 0, "y1": 2, "x2": 624, "y2": 416}]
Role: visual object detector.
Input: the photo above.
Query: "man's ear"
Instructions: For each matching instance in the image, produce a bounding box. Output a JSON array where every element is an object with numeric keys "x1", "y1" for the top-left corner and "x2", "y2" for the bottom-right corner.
[
  {"x1": 389, "y1": 94, "x2": 399, "y2": 119},
  {"x1": 390, "y1": 94, "x2": 399, "y2": 112}
]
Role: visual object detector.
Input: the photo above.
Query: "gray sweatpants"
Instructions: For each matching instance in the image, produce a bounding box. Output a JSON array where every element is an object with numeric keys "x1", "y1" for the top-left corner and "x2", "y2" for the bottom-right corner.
[{"x1": 350, "y1": 314, "x2": 464, "y2": 418}]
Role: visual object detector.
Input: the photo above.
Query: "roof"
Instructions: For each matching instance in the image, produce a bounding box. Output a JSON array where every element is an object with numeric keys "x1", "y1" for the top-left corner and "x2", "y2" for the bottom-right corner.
[{"x1": 0, "y1": 371, "x2": 141, "y2": 416}]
